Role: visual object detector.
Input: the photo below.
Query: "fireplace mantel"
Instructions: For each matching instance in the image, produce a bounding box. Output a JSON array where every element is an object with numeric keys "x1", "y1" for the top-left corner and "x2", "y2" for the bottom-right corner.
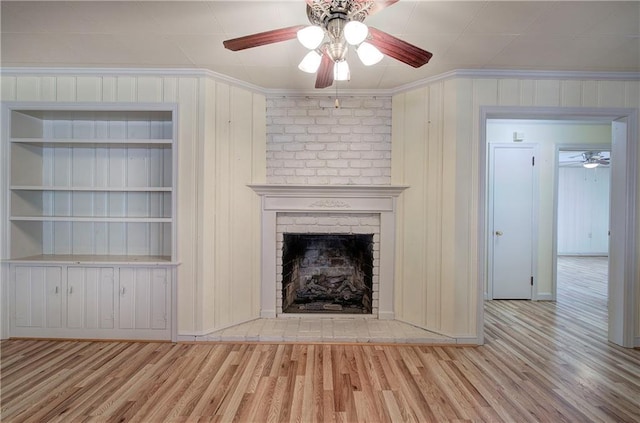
[
  {"x1": 248, "y1": 184, "x2": 409, "y2": 197},
  {"x1": 250, "y1": 184, "x2": 408, "y2": 320}
]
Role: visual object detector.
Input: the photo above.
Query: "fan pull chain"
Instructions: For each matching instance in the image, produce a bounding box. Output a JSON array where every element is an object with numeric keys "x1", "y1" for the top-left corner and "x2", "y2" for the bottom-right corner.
[{"x1": 335, "y1": 81, "x2": 340, "y2": 108}]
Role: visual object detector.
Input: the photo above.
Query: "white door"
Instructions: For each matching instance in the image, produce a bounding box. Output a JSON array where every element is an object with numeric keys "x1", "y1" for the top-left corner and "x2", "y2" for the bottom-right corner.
[
  {"x1": 13, "y1": 266, "x2": 63, "y2": 329},
  {"x1": 489, "y1": 145, "x2": 536, "y2": 299},
  {"x1": 67, "y1": 267, "x2": 115, "y2": 329},
  {"x1": 119, "y1": 267, "x2": 168, "y2": 330}
]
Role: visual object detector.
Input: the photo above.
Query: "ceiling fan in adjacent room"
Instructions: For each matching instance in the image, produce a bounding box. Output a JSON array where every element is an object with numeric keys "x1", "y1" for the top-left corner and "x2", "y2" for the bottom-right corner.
[
  {"x1": 223, "y1": 0, "x2": 433, "y2": 89},
  {"x1": 563, "y1": 151, "x2": 611, "y2": 169}
]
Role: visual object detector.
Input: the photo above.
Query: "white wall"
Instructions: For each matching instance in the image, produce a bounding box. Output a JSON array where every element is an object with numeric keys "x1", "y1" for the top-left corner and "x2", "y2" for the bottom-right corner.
[
  {"x1": 393, "y1": 77, "x2": 639, "y2": 342},
  {"x1": 2, "y1": 70, "x2": 638, "y2": 344},
  {"x1": 0, "y1": 72, "x2": 266, "y2": 338},
  {"x1": 557, "y1": 166, "x2": 610, "y2": 255}
]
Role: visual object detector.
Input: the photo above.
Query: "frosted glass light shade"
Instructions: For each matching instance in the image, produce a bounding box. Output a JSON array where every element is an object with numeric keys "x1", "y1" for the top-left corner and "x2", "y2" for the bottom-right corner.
[
  {"x1": 297, "y1": 25, "x2": 324, "y2": 49},
  {"x1": 344, "y1": 21, "x2": 368, "y2": 45},
  {"x1": 583, "y1": 162, "x2": 599, "y2": 169},
  {"x1": 356, "y1": 42, "x2": 384, "y2": 66},
  {"x1": 334, "y1": 60, "x2": 350, "y2": 81},
  {"x1": 298, "y1": 50, "x2": 322, "y2": 73}
]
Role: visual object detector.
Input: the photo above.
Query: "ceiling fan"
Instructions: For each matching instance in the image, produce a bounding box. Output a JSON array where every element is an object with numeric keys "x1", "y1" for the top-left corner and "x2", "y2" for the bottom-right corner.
[
  {"x1": 223, "y1": 0, "x2": 432, "y2": 89},
  {"x1": 564, "y1": 151, "x2": 611, "y2": 169}
]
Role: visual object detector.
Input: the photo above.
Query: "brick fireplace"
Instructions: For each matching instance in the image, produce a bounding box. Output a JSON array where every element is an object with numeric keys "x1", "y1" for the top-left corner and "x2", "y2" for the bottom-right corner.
[{"x1": 249, "y1": 184, "x2": 407, "y2": 319}]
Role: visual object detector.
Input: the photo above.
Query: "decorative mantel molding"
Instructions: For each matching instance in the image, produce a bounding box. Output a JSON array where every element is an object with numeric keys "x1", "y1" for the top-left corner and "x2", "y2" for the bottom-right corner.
[
  {"x1": 248, "y1": 184, "x2": 409, "y2": 197},
  {"x1": 249, "y1": 184, "x2": 409, "y2": 214},
  {"x1": 249, "y1": 184, "x2": 409, "y2": 320}
]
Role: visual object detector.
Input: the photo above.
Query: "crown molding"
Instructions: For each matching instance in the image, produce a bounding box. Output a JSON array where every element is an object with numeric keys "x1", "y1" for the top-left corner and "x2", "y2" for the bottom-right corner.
[
  {"x1": 0, "y1": 67, "x2": 266, "y2": 94},
  {"x1": 392, "y1": 69, "x2": 640, "y2": 94},
  {"x1": 2, "y1": 67, "x2": 638, "y2": 97}
]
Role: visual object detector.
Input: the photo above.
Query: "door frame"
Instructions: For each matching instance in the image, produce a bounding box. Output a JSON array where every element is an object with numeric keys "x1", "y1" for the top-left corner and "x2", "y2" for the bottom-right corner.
[
  {"x1": 487, "y1": 143, "x2": 539, "y2": 300},
  {"x1": 479, "y1": 106, "x2": 638, "y2": 348},
  {"x1": 552, "y1": 144, "x2": 612, "y2": 302}
]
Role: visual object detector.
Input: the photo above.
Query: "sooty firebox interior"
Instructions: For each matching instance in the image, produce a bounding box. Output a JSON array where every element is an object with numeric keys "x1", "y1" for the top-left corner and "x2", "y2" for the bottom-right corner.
[{"x1": 282, "y1": 233, "x2": 374, "y2": 314}]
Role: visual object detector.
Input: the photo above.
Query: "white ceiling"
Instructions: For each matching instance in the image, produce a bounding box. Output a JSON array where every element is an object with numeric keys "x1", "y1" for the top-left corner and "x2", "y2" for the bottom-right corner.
[{"x1": 1, "y1": 1, "x2": 639, "y2": 91}]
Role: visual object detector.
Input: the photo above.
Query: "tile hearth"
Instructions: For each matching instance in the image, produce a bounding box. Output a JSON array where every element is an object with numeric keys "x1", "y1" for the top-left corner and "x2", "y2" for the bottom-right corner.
[{"x1": 197, "y1": 318, "x2": 456, "y2": 344}]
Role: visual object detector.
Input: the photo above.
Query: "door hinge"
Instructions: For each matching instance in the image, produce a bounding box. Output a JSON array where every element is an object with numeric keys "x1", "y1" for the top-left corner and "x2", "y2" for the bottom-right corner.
[
  {"x1": 532, "y1": 156, "x2": 535, "y2": 166},
  {"x1": 531, "y1": 276, "x2": 534, "y2": 286}
]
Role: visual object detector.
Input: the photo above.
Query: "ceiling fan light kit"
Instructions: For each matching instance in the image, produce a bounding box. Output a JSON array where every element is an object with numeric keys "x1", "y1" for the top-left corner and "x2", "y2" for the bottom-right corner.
[
  {"x1": 297, "y1": 25, "x2": 325, "y2": 49},
  {"x1": 298, "y1": 50, "x2": 323, "y2": 73},
  {"x1": 334, "y1": 60, "x2": 351, "y2": 81},
  {"x1": 223, "y1": 0, "x2": 433, "y2": 89},
  {"x1": 357, "y1": 41, "x2": 384, "y2": 66}
]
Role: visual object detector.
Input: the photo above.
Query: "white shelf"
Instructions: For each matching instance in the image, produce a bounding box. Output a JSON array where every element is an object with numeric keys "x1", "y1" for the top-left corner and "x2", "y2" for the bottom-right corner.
[
  {"x1": 7, "y1": 107, "x2": 176, "y2": 260},
  {"x1": 10, "y1": 216, "x2": 171, "y2": 223},
  {"x1": 5, "y1": 254, "x2": 176, "y2": 265},
  {"x1": 10, "y1": 138, "x2": 172, "y2": 147},
  {"x1": 11, "y1": 186, "x2": 172, "y2": 192}
]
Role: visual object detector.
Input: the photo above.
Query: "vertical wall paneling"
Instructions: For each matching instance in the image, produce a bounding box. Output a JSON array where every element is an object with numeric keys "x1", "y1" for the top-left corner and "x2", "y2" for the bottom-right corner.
[
  {"x1": 76, "y1": 77, "x2": 102, "y2": 102},
  {"x1": 498, "y1": 79, "x2": 520, "y2": 106},
  {"x1": 176, "y1": 77, "x2": 199, "y2": 334},
  {"x1": 214, "y1": 82, "x2": 231, "y2": 329},
  {"x1": 438, "y1": 79, "x2": 459, "y2": 335},
  {"x1": 1, "y1": 76, "x2": 17, "y2": 101},
  {"x1": 101, "y1": 77, "x2": 117, "y2": 103},
  {"x1": 534, "y1": 80, "x2": 562, "y2": 106},
  {"x1": 394, "y1": 76, "x2": 637, "y2": 341},
  {"x1": 55, "y1": 77, "x2": 76, "y2": 102},
  {"x1": 557, "y1": 167, "x2": 611, "y2": 255},
  {"x1": 426, "y1": 83, "x2": 444, "y2": 329},
  {"x1": 39, "y1": 77, "x2": 56, "y2": 102},
  {"x1": 561, "y1": 80, "x2": 583, "y2": 107},
  {"x1": 117, "y1": 77, "x2": 137, "y2": 102},
  {"x1": 598, "y1": 81, "x2": 627, "y2": 108},
  {"x1": 398, "y1": 88, "x2": 427, "y2": 325},
  {"x1": 16, "y1": 77, "x2": 41, "y2": 101},
  {"x1": 251, "y1": 94, "x2": 267, "y2": 318},
  {"x1": 200, "y1": 78, "x2": 217, "y2": 331},
  {"x1": 137, "y1": 77, "x2": 163, "y2": 103},
  {"x1": 230, "y1": 86, "x2": 255, "y2": 323}
]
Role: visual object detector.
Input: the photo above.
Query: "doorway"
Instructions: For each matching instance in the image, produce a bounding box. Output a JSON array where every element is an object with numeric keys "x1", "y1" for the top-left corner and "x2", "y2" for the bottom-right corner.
[
  {"x1": 555, "y1": 148, "x2": 611, "y2": 319},
  {"x1": 480, "y1": 107, "x2": 637, "y2": 348}
]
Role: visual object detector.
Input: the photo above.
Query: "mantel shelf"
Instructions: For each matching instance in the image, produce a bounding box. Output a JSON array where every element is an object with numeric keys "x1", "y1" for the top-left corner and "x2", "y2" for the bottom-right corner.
[{"x1": 248, "y1": 184, "x2": 410, "y2": 197}]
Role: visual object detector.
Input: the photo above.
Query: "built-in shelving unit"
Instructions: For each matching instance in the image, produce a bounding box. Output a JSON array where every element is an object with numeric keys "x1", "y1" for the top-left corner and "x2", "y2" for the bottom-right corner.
[
  {"x1": 4, "y1": 105, "x2": 177, "y2": 341},
  {"x1": 7, "y1": 108, "x2": 175, "y2": 264}
]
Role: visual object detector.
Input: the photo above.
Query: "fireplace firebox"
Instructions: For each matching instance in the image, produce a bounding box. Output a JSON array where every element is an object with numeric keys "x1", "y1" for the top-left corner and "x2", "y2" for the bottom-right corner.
[{"x1": 282, "y1": 233, "x2": 374, "y2": 314}]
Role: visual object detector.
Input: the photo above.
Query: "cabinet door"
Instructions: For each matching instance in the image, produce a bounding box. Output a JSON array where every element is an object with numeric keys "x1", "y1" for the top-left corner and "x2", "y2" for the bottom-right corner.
[
  {"x1": 119, "y1": 267, "x2": 168, "y2": 330},
  {"x1": 66, "y1": 267, "x2": 115, "y2": 329},
  {"x1": 13, "y1": 266, "x2": 63, "y2": 328}
]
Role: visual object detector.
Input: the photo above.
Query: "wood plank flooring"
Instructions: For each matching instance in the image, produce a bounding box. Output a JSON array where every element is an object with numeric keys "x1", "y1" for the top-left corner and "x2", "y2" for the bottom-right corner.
[{"x1": 2, "y1": 256, "x2": 639, "y2": 422}]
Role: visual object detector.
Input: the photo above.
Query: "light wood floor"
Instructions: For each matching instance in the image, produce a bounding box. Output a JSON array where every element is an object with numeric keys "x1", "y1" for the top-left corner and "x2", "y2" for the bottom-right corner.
[{"x1": 2, "y1": 256, "x2": 639, "y2": 422}]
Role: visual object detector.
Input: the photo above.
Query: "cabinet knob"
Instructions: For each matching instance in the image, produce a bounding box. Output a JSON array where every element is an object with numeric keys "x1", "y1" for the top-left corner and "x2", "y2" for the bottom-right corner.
[
  {"x1": 121, "y1": 287, "x2": 126, "y2": 296},
  {"x1": 495, "y1": 230, "x2": 503, "y2": 236},
  {"x1": 55, "y1": 286, "x2": 59, "y2": 294}
]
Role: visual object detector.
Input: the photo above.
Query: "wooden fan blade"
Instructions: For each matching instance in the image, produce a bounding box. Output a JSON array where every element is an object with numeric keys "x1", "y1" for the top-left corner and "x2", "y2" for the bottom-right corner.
[
  {"x1": 315, "y1": 52, "x2": 334, "y2": 89},
  {"x1": 367, "y1": 27, "x2": 432, "y2": 68},
  {"x1": 368, "y1": 0, "x2": 400, "y2": 16},
  {"x1": 223, "y1": 25, "x2": 305, "y2": 51}
]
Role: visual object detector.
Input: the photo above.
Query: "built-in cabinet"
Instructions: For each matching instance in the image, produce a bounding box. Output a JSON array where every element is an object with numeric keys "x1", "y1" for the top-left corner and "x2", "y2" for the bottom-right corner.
[{"x1": 4, "y1": 105, "x2": 177, "y2": 341}]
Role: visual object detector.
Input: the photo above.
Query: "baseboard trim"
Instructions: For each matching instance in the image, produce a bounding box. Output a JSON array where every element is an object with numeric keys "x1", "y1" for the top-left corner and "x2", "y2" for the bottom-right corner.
[{"x1": 535, "y1": 293, "x2": 554, "y2": 301}]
